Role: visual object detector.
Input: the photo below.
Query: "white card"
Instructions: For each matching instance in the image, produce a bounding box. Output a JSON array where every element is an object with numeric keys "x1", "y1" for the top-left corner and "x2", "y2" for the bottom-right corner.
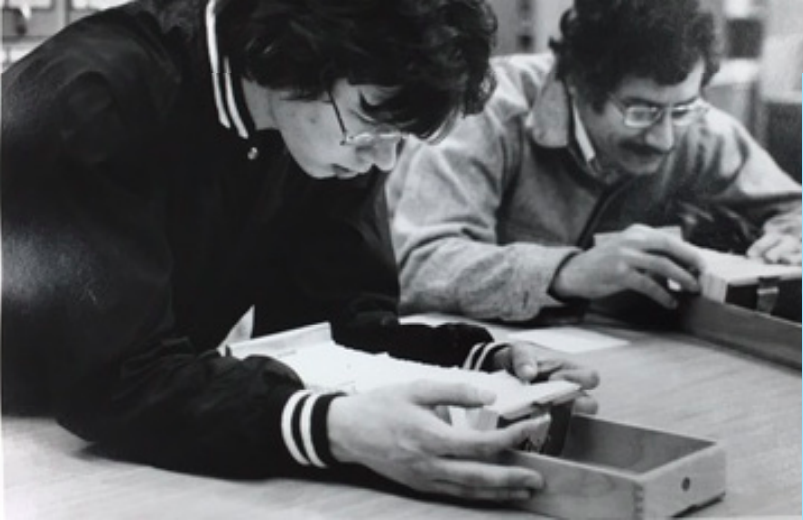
[{"x1": 508, "y1": 327, "x2": 628, "y2": 353}]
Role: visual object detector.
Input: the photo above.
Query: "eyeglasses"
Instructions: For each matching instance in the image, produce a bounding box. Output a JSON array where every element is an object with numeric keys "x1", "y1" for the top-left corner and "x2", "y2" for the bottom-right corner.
[
  {"x1": 607, "y1": 94, "x2": 709, "y2": 129},
  {"x1": 327, "y1": 89, "x2": 407, "y2": 147}
]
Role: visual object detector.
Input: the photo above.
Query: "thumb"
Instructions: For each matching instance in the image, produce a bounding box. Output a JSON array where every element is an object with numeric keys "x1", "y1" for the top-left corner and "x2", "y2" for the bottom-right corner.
[
  {"x1": 510, "y1": 346, "x2": 539, "y2": 381},
  {"x1": 407, "y1": 380, "x2": 497, "y2": 408}
]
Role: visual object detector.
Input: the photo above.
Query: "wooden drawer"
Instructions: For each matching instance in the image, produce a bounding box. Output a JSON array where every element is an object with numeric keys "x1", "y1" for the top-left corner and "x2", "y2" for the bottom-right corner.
[{"x1": 501, "y1": 414, "x2": 727, "y2": 520}]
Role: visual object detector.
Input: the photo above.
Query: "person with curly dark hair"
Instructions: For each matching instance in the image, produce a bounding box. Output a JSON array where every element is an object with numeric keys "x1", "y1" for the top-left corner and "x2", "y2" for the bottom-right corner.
[
  {"x1": 2, "y1": 0, "x2": 600, "y2": 500},
  {"x1": 389, "y1": 0, "x2": 801, "y2": 323}
]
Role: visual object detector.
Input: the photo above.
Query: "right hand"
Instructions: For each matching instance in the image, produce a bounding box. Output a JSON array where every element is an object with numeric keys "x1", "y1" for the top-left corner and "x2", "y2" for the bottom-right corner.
[
  {"x1": 550, "y1": 224, "x2": 704, "y2": 308},
  {"x1": 490, "y1": 347, "x2": 600, "y2": 414},
  {"x1": 746, "y1": 231, "x2": 802, "y2": 265},
  {"x1": 327, "y1": 380, "x2": 546, "y2": 501}
]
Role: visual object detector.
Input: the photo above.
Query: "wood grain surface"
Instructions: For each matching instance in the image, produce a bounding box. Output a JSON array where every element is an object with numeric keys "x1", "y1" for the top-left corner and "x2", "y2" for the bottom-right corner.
[{"x1": 3, "y1": 316, "x2": 800, "y2": 519}]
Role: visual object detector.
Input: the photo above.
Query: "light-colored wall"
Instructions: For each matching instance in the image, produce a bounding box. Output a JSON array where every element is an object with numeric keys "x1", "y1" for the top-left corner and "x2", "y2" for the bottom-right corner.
[
  {"x1": 485, "y1": 0, "x2": 522, "y2": 55},
  {"x1": 485, "y1": 0, "x2": 572, "y2": 56},
  {"x1": 489, "y1": 0, "x2": 803, "y2": 57},
  {"x1": 765, "y1": 0, "x2": 803, "y2": 37},
  {"x1": 531, "y1": 0, "x2": 572, "y2": 53}
]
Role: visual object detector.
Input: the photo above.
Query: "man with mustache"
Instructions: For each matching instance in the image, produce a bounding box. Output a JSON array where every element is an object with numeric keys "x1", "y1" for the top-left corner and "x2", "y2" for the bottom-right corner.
[{"x1": 388, "y1": 0, "x2": 802, "y2": 323}]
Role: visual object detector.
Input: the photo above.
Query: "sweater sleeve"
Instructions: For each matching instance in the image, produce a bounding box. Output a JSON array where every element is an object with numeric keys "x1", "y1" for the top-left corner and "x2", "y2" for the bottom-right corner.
[
  {"x1": 388, "y1": 89, "x2": 579, "y2": 323},
  {"x1": 1, "y1": 38, "x2": 342, "y2": 479},
  {"x1": 680, "y1": 107, "x2": 801, "y2": 247}
]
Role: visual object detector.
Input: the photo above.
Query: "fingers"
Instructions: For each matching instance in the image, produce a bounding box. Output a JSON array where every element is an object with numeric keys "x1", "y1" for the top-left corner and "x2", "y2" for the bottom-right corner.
[
  {"x1": 623, "y1": 225, "x2": 705, "y2": 273},
  {"x1": 621, "y1": 267, "x2": 678, "y2": 308},
  {"x1": 497, "y1": 348, "x2": 597, "y2": 388},
  {"x1": 590, "y1": 226, "x2": 704, "y2": 305},
  {"x1": 507, "y1": 344, "x2": 538, "y2": 381},
  {"x1": 747, "y1": 233, "x2": 776, "y2": 259},
  {"x1": 781, "y1": 252, "x2": 803, "y2": 266},
  {"x1": 631, "y1": 251, "x2": 700, "y2": 293},
  {"x1": 748, "y1": 234, "x2": 802, "y2": 265},
  {"x1": 424, "y1": 459, "x2": 543, "y2": 501},
  {"x1": 571, "y1": 394, "x2": 599, "y2": 415},
  {"x1": 407, "y1": 380, "x2": 496, "y2": 408},
  {"x1": 656, "y1": 234, "x2": 706, "y2": 274},
  {"x1": 548, "y1": 366, "x2": 600, "y2": 390},
  {"x1": 428, "y1": 480, "x2": 535, "y2": 502},
  {"x1": 438, "y1": 416, "x2": 550, "y2": 460}
]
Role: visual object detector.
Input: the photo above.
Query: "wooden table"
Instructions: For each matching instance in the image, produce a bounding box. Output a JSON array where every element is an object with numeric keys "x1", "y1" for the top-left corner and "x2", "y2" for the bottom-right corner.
[{"x1": 3, "y1": 316, "x2": 801, "y2": 519}]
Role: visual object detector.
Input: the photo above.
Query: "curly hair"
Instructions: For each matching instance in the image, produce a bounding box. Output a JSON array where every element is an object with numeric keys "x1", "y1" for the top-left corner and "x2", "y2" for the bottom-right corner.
[
  {"x1": 216, "y1": 0, "x2": 497, "y2": 139},
  {"x1": 549, "y1": 0, "x2": 721, "y2": 110}
]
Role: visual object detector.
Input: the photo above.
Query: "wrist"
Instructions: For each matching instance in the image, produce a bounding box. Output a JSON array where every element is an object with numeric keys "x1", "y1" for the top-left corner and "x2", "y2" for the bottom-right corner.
[
  {"x1": 549, "y1": 251, "x2": 583, "y2": 300},
  {"x1": 326, "y1": 395, "x2": 359, "y2": 464}
]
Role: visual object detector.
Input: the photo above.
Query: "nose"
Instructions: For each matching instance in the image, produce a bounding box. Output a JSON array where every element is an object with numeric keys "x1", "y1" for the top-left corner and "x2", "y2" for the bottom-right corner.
[
  {"x1": 360, "y1": 139, "x2": 401, "y2": 172},
  {"x1": 642, "y1": 111, "x2": 676, "y2": 152}
]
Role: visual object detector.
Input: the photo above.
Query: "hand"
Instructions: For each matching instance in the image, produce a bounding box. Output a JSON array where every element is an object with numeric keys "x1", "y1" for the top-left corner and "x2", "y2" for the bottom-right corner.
[
  {"x1": 550, "y1": 224, "x2": 704, "y2": 308},
  {"x1": 491, "y1": 343, "x2": 600, "y2": 415},
  {"x1": 327, "y1": 381, "x2": 546, "y2": 501},
  {"x1": 746, "y1": 232, "x2": 802, "y2": 265}
]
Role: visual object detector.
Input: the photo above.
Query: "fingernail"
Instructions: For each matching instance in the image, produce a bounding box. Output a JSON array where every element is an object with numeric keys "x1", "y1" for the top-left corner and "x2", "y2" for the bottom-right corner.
[
  {"x1": 477, "y1": 389, "x2": 496, "y2": 404},
  {"x1": 521, "y1": 364, "x2": 537, "y2": 379},
  {"x1": 525, "y1": 474, "x2": 544, "y2": 490}
]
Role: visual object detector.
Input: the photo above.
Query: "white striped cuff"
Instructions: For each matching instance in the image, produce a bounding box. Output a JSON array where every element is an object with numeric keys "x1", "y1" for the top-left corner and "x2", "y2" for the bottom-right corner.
[
  {"x1": 280, "y1": 390, "x2": 342, "y2": 469},
  {"x1": 462, "y1": 341, "x2": 508, "y2": 371}
]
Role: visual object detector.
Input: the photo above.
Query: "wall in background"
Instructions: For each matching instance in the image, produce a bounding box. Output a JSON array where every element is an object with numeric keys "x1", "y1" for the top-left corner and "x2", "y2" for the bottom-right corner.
[
  {"x1": 486, "y1": 0, "x2": 571, "y2": 55},
  {"x1": 766, "y1": 0, "x2": 803, "y2": 37},
  {"x1": 3, "y1": 0, "x2": 801, "y2": 181},
  {"x1": 485, "y1": 0, "x2": 800, "y2": 180}
]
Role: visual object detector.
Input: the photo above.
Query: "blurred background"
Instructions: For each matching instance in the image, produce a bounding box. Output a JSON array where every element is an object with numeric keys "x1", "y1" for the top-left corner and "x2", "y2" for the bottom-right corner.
[
  {"x1": 484, "y1": 0, "x2": 801, "y2": 181},
  {"x1": 2, "y1": 0, "x2": 800, "y2": 180}
]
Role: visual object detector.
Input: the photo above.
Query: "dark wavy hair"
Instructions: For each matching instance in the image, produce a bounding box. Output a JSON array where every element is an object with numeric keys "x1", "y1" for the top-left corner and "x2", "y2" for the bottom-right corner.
[
  {"x1": 216, "y1": 0, "x2": 497, "y2": 139},
  {"x1": 549, "y1": 0, "x2": 721, "y2": 110}
]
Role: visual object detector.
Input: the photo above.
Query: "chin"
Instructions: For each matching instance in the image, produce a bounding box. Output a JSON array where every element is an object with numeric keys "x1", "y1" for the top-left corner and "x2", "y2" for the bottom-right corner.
[{"x1": 300, "y1": 167, "x2": 336, "y2": 180}]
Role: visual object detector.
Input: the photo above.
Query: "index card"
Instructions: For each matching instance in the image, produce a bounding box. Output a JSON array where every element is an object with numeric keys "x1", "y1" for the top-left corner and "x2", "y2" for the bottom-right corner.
[{"x1": 508, "y1": 327, "x2": 629, "y2": 354}]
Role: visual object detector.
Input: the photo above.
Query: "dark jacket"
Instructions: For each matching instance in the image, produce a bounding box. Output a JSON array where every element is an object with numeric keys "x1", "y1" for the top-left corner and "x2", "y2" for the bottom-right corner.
[{"x1": 1, "y1": 0, "x2": 492, "y2": 478}]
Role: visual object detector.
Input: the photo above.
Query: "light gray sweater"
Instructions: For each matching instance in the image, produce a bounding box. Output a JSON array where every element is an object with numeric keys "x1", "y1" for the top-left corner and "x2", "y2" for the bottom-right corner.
[{"x1": 388, "y1": 54, "x2": 802, "y2": 322}]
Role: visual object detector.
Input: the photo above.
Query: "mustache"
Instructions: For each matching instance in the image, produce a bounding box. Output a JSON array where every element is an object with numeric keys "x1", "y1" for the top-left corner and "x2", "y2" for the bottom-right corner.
[{"x1": 621, "y1": 142, "x2": 674, "y2": 158}]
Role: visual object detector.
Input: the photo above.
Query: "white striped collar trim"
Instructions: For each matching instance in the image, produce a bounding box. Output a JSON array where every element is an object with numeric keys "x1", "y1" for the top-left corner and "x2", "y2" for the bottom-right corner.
[
  {"x1": 205, "y1": 0, "x2": 249, "y2": 139},
  {"x1": 572, "y1": 99, "x2": 597, "y2": 166}
]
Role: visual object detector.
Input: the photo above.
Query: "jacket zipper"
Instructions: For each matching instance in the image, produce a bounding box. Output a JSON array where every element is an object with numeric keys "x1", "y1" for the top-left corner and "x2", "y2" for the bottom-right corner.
[{"x1": 576, "y1": 177, "x2": 637, "y2": 249}]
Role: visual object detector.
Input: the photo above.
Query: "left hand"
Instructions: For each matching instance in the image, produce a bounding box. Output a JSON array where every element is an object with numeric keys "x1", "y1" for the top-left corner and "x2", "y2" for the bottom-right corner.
[
  {"x1": 746, "y1": 232, "x2": 802, "y2": 265},
  {"x1": 490, "y1": 341, "x2": 600, "y2": 415}
]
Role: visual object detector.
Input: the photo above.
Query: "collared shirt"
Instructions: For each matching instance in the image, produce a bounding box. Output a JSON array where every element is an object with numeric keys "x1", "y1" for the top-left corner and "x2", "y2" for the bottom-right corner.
[
  {"x1": 571, "y1": 103, "x2": 624, "y2": 185},
  {"x1": 571, "y1": 99, "x2": 597, "y2": 167},
  {"x1": 521, "y1": 60, "x2": 619, "y2": 185},
  {"x1": 388, "y1": 52, "x2": 801, "y2": 322}
]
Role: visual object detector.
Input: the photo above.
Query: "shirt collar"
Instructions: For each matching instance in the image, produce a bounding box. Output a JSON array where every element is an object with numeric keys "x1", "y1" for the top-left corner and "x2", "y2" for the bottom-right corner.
[
  {"x1": 571, "y1": 99, "x2": 597, "y2": 165},
  {"x1": 525, "y1": 66, "x2": 615, "y2": 182},
  {"x1": 524, "y1": 66, "x2": 571, "y2": 149},
  {"x1": 205, "y1": 0, "x2": 251, "y2": 139}
]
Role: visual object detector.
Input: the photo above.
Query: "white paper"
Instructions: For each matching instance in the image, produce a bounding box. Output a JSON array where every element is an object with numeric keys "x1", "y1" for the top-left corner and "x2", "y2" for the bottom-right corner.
[
  {"x1": 228, "y1": 331, "x2": 581, "y2": 418},
  {"x1": 508, "y1": 327, "x2": 629, "y2": 353}
]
